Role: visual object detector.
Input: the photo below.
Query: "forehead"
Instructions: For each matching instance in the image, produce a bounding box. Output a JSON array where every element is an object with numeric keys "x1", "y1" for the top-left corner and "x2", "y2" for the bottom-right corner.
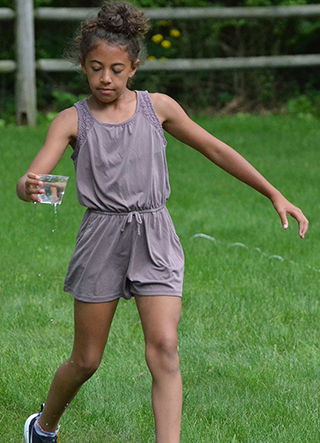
[{"x1": 86, "y1": 40, "x2": 131, "y2": 64}]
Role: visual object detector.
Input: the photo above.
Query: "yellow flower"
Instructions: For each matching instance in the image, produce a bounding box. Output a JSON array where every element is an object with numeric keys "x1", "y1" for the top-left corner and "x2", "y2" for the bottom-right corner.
[
  {"x1": 151, "y1": 34, "x2": 164, "y2": 44},
  {"x1": 170, "y1": 29, "x2": 181, "y2": 38},
  {"x1": 161, "y1": 40, "x2": 171, "y2": 49},
  {"x1": 147, "y1": 55, "x2": 157, "y2": 61},
  {"x1": 158, "y1": 20, "x2": 172, "y2": 27}
]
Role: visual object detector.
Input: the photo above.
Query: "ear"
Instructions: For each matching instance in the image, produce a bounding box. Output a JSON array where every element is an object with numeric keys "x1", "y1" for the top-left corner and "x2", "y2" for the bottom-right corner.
[
  {"x1": 79, "y1": 55, "x2": 87, "y2": 74},
  {"x1": 129, "y1": 59, "x2": 140, "y2": 78}
]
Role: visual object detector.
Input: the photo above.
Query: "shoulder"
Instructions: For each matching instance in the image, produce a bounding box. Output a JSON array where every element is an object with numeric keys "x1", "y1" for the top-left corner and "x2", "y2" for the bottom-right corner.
[
  {"x1": 46, "y1": 106, "x2": 78, "y2": 146},
  {"x1": 148, "y1": 93, "x2": 183, "y2": 125},
  {"x1": 143, "y1": 92, "x2": 206, "y2": 149},
  {"x1": 148, "y1": 93, "x2": 212, "y2": 151},
  {"x1": 148, "y1": 93, "x2": 194, "y2": 136},
  {"x1": 51, "y1": 106, "x2": 78, "y2": 129}
]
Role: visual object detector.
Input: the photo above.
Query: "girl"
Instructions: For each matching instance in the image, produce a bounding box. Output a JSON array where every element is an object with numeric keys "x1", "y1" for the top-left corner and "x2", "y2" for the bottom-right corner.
[{"x1": 17, "y1": 2, "x2": 308, "y2": 442}]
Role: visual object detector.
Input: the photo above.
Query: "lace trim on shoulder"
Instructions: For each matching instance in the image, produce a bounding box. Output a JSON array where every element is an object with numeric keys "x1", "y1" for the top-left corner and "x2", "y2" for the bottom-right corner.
[
  {"x1": 138, "y1": 91, "x2": 167, "y2": 145},
  {"x1": 72, "y1": 100, "x2": 95, "y2": 160}
]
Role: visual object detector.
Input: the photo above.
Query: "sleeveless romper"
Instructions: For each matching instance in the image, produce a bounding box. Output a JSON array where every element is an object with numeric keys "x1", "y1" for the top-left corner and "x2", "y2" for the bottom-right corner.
[{"x1": 64, "y1": 91, "x2": 184, "y2": 303}]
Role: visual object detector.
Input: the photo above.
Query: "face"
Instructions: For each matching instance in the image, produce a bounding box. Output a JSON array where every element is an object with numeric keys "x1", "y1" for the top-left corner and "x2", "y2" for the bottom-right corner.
[{"x1": 80, "y1": 40, "x2": 139, "y2": 104}]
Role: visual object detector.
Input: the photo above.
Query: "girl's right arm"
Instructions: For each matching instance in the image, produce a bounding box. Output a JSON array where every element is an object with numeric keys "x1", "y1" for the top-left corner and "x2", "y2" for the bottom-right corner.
[{"x1": 16, "y1": 107, "x2": 78, "y2": 203}]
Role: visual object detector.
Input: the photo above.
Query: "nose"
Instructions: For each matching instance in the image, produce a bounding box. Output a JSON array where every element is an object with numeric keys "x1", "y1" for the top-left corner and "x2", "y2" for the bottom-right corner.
[{"x1": 100, "y1": 69, "x2": 111, "y2": 84}]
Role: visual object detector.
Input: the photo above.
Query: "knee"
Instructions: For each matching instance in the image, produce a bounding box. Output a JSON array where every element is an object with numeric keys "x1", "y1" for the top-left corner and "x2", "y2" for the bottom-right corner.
[
  {"x1": 145, "y1": 334, "x2": 180, "y2": 375},
  {"x1": 70, "y1": 353, "x2": 102, "y2": 381}
]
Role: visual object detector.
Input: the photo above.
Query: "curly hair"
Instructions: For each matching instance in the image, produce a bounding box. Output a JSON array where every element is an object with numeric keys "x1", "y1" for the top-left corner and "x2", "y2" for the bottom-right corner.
[{"x1": 76, "y1": 1, "x2": 149, "y2": 64}]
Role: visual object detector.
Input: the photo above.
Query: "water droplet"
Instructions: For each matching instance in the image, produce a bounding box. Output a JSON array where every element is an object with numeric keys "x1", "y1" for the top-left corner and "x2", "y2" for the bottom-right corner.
[{"x1": 51, "y1": 203, "x2": 58, "y2": 233}]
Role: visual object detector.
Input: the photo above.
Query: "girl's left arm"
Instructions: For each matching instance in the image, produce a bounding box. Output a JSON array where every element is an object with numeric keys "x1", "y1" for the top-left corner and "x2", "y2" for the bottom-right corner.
[{"x1": 151, "y1": 93, "x2": 309, "y2": 239}]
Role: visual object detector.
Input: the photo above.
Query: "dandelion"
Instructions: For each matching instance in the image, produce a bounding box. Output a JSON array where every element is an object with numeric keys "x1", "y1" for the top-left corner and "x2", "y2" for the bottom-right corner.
[
  {"x1": 147, "y1": 55, "x2": 157, "y2": 61},
  {"x1": 161, "y1": 40, "x2": 171, "y2": 49},
  {"x1": 151, "y1": 34, "x2": 164, "y2": 44},
  {"x1": 170, "y1": 29, "x2": 181, "y2": 38}
]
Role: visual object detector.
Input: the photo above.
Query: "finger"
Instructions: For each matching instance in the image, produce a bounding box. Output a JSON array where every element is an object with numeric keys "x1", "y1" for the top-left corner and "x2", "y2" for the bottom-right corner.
[
  {"x1": 26, "y1": 178, "x2": 43, "y2": 187},
  {"x1": 298, "y1": 217, "x2": 309, "y2": 239},
  {"x1": 288, "y1": 207, "x2": 309, "y2": 239},
  {"x1": 26, "y1": 173, "x2": 43, "y2": 188},
  {"x1": 27, "y1": 172, "x2": 40, "y2": 180},
  {"x1": 279, "y1": 212, "x2": 289, "y2": 230},
  {"x1": 25, "y1": 181, "x2": 36, "y2": 195},
  {"x1": 25, "y1": 180, "x2": 44, "y2": 201}
]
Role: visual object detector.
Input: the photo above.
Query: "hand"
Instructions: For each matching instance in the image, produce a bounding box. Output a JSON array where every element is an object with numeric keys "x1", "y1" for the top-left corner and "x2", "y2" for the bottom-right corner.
[
  {"x1": 271, "y1": 193, "x2": 309, "y2": 239},
  {"x1": 24, "y1": 172, "x2": 44, "y2": 203}
]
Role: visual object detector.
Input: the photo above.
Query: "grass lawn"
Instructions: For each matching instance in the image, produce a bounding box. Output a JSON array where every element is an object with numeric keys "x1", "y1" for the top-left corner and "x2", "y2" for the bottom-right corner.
[{"x1": 1, "y1": 113, "x2": 319, "y2": 442}]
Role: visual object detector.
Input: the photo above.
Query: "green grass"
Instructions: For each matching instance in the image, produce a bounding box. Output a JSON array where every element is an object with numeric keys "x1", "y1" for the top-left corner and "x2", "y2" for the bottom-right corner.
[{"x1": 1, "y1": 113, "x2": 320, "y2": 442}]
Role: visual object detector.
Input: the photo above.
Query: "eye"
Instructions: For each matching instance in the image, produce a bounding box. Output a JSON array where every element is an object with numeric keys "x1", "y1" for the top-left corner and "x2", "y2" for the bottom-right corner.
[
  {"x1": 113, "y1": 69, "x2": 123, "y2": 74},
  {"x1": 92, "y1": 66, "x2": 101, "y2": 72}
]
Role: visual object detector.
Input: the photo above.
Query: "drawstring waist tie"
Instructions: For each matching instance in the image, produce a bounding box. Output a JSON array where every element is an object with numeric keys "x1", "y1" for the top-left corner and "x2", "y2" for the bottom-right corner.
[{"x1": 89, "y1": 205, "x2": 165, "y2": 236}]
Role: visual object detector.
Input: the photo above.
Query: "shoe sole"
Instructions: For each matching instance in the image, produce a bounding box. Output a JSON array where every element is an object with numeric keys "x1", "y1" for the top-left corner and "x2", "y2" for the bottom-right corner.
[{"x1": 24, "y1": 413, "x2": 39, "y2": 443}]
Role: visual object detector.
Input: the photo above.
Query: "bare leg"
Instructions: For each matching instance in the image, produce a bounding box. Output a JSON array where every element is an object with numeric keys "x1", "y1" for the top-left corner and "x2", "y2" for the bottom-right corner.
[
  {"x1": 39, "y1": 298, "x2": 119, "y2": 432},
  {"x1": 135, "y1": 296, "x2": 182, "y2": 443}
]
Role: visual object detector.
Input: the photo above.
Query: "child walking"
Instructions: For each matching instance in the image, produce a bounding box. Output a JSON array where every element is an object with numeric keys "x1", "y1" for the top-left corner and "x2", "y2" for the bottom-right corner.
[{"x1": 17, "y1": 2, "x2": 308, "y2": 442}]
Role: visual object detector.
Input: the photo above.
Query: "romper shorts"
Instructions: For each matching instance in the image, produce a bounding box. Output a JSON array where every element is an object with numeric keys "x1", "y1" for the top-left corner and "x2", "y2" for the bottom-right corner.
[{"x1": 64, "y1": 205, "x2": 184, "y2": 303}]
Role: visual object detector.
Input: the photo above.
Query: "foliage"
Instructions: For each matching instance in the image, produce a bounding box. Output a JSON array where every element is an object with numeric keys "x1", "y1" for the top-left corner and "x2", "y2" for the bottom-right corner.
[
  {"x1": 1, "y1": 0, "x2": 320, "y2": 118},
  {"x1": 285, "y1": 92, "x2": 320, "y2": 117}
]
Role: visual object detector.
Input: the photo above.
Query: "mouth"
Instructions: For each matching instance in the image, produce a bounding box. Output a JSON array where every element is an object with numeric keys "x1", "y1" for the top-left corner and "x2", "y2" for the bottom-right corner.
[{"x1": 99, "y1": 88, "x2": 114, "y2": 95}]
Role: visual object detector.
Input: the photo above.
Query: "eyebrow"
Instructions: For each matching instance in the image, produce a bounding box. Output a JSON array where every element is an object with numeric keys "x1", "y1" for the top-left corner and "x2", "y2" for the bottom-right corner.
[{"x1": 89, "y1": 60, "x2": 126, "y2": 67}]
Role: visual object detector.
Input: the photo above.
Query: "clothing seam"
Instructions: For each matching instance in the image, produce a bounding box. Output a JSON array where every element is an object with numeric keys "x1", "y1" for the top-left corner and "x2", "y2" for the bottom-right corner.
[
  {"x1": 88, "y1": 204, "x2": 165, "y2": 216},
  {"x1": 82, "y1": 92, "x2": 140, "y2": 128},
  {"x1": 66, "y1": 290, "x2": 182, "y2": 302},
  {"x1": 138, "y1": 91, "x2": 167, "y2": 146},
  {"x1": 72, "y1": 101, "x2": 95, "y2": 161}
]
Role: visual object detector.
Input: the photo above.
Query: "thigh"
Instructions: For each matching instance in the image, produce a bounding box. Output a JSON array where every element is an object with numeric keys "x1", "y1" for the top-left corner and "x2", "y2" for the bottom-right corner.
[
  {"x1": 71, "y1": 299, "x2": 119, "y2": 362},
  {"x1": 64, "y1": 211, "x2": 133, "y2": 303},
  {"x1": 135, "y1": 296, "x2": 181, "y2": 343},
  {"x1": 129, "y1": 209, "x2": 184, "y2": 299}
]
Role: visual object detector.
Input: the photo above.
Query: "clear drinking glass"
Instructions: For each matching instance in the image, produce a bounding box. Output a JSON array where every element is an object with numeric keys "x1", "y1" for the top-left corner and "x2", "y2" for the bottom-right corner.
[{"x1": 37, "y1": 174, "x2": 69, "y2": 205}]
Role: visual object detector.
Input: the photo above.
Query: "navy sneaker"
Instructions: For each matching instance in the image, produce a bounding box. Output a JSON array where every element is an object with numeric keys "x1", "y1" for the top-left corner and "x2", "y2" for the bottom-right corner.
[{"x1": 24, "y1": 408, "x2": 59, "y2": 443}]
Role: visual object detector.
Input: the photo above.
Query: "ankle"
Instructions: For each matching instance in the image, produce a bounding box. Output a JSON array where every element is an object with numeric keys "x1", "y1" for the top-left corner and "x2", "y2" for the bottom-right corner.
[{"x1": 36, "y1": 415, "x2": 59, "y2": 437}]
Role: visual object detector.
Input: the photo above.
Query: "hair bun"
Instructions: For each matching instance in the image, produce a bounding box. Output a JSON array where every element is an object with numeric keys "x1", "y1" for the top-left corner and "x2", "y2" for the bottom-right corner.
[
  {"x1": 98, "y1": 2, "x2": 149, "y2": 37},
  {"x1": 75, "y1": 2, "x2": 149, "y2": 64}
]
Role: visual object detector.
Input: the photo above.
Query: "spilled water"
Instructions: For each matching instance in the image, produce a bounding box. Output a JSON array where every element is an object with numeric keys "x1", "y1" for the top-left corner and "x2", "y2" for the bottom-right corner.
[
  {"x1": 31, "y1": 201, "x2": 60, "y2": 234},
  {"x1": 52, "y1": 203, "x2": 58, "y2": 233},
  {"x1": 31, "y1": 201, "x2": 62, "y2": 278}
]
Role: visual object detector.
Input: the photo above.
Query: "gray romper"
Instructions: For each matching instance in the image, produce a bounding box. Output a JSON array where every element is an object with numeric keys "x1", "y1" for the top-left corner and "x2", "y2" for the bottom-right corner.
[{"x1": 64, "y1": 91, "x2": 184, "y2": 303}]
